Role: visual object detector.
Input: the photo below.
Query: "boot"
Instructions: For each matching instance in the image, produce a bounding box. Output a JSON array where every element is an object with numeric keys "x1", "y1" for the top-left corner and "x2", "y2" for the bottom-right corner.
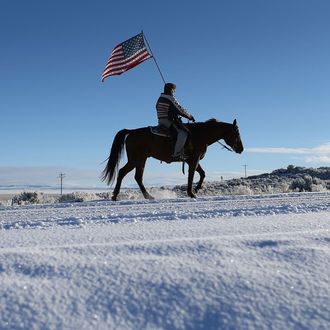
[{"x1": 171, "y1": 151, "x2": 188, "y2": 161}]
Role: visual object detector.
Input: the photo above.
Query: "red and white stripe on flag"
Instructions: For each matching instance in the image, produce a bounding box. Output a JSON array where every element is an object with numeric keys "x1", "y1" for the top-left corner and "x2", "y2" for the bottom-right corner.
[{"x1": 101, "y1": 32, "x2": 152, "y2": 82}]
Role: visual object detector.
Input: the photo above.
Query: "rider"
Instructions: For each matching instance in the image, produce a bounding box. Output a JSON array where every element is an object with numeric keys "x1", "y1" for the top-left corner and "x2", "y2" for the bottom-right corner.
[{"x1": 156, "y1": 83, "x2": 195, "y2": 160}]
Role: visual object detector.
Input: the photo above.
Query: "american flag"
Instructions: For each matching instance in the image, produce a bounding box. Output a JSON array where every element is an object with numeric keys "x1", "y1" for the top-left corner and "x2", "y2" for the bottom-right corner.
[{"x1": 101, "y1": 32, "x2": 152, "y2": 82}]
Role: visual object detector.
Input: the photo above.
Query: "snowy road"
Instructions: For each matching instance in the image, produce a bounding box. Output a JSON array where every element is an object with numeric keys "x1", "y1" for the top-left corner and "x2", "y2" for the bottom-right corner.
[
  {"x1": 0, "y1": 192, "x2": 330, "y2": 329},
  {"x1": 1, "y1": 192, "x2": 330, "y2": 229}
]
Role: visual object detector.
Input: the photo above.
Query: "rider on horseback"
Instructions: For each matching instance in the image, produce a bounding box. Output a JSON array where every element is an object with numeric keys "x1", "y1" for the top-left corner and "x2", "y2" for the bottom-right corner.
[{"x1": 156, "y1": 83, "x2": 195, "y2": 160}]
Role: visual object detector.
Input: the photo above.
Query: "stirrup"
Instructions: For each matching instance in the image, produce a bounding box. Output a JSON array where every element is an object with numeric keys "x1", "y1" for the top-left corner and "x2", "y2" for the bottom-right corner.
[{"x1": 172, "y1": 153, "x2": 188, "y2": 161}]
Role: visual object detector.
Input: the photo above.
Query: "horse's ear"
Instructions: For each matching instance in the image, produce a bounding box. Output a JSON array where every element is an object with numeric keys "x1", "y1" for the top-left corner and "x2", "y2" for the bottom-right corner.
[{"x1": 233, "y1": 119, "x2": 237, "y2": 126}]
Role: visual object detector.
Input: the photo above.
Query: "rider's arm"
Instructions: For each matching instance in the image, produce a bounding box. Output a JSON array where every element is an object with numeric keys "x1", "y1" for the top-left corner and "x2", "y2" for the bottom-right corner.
[{"x1": 170, "y1": 96, "x2": 194, "y2": 121}]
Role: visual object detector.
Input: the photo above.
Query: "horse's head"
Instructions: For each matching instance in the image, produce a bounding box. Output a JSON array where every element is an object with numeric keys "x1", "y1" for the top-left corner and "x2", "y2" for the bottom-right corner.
[{"x1": 223, "y1": 119, "x2": 244, "y2": 154}]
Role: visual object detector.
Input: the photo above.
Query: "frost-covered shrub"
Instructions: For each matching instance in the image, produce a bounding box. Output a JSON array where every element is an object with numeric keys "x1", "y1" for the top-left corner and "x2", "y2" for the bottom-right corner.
[
  {"x1": 59, "y1": 193, "x2": 83, "y2": 203},
  {"x1": 304, "y1": 175, "x2": 314, "y2": 190},
  {"x1": 11, "y1": 192, "x2": 56, "y2": 205},
  {"x1": 12, "y1": 192, "x2": 41, "y2": 205},
  {"x1": 276, "y1": 182, "x2": 290, "y2": 193},
  {"x1": 287, "y1": 164, "x2": 295, "y2": 172},
  {"x1": 233, "y1": 185, "x2": 253, "y2": 195},
  {"x1": 95, "y1": 192, "x2": 112, "y2": 200},
  {"x1": 310, "y1": 184, "x2": 326, "y2": 192},
  {"x1": 309, "y1": 177, "x2": 326, "y2": 192},
  {"x1": 289, "y1": 175, "x2": 325, "y2": 192},
  {"x1": 59, "y1": 192, "x2": 98, "y2": 203},
  {"x1": 290, "y1": 177, "x2": 309, "y2": 192}
]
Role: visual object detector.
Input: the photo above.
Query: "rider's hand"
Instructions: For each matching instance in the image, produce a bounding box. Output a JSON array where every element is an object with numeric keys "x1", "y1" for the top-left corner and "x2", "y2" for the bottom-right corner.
[{"x1": 190, "y1": 116, "x2": 196, "y2": 122}]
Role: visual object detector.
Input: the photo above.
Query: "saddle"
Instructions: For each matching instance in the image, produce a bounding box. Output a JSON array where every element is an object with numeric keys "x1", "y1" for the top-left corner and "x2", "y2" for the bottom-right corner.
[{"x1": 150, "y1": 125, "x2": 172, "y2": 137}]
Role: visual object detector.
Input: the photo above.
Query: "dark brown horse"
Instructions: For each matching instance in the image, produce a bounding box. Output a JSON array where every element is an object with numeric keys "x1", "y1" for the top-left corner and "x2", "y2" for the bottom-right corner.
[{"x1": 102, "y1": 119, "x2": 243, "y2": 200}]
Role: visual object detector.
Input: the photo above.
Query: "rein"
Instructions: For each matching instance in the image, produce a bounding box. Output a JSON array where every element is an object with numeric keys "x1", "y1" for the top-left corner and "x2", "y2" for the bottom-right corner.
[{"x1": 216, "y1": 140, "x2": 234, "y2": 152}]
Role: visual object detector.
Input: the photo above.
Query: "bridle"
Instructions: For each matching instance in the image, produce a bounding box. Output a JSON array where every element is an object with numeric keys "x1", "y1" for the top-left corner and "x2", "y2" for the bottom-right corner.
[{"x1": 216, "y1": 124, "x2": 240, "y2": 152}]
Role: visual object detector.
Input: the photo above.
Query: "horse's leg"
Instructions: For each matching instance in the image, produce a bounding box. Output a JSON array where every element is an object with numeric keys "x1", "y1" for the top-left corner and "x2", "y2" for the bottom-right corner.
[
  {"x1": 194, "y1": 163, "x2": 206, "y2": 194},
  {"x1": 135, "y1": 159, "x2": 154, "y2": 200},
  {"x1": 112, "y1": 162, "x2": 135, "y2": 201},
  {"x1": 187, "y1": 157, "x2": 200, "y2": 198}
]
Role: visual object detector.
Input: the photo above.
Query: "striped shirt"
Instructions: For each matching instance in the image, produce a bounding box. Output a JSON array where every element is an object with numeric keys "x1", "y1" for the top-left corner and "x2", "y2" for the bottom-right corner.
[{"x1": 156, "y1": 94, "x2": 192, "y2": 120}]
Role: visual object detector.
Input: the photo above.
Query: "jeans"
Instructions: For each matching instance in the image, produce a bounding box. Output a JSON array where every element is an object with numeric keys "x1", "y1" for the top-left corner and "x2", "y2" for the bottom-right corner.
[{"x1": 158, "y1": 118, "x2": 188, "y2": 156}]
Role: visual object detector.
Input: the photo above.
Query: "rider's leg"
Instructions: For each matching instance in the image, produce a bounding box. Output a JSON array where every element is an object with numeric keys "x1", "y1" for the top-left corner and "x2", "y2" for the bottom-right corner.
[
  {"x1": 159, "y1": 119, "x2": 178, "y2": 156},
  {"x1": 173, "y1": 130, "x2": 188, "y2": 156},
  {"x1": 158, "y1": 118, "x2": 172, "y2": 128}
]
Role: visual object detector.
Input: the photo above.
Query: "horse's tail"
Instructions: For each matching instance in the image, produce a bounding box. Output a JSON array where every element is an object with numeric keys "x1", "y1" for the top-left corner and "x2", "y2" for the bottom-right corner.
[{"x1": 101, "y1": 129, "x2": 130, "y2": 185}]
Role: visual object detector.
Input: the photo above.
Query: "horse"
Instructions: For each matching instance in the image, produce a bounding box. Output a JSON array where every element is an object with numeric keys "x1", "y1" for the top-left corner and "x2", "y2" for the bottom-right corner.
[{"x1": 101, "y1": 118, "x2": 244, "y2": 200}]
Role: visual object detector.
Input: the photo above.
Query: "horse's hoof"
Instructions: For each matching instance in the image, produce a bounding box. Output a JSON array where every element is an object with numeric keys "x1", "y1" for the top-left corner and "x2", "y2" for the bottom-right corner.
[
  {"x1": 144, "y1": 194, "x2": 154, "y2": 200},
  {"x1": 111, "y1": 196, "x2": 117, "y2": 201},
  {"x1": 188, "y1": 192, "x2": 197, "y2": 198}
]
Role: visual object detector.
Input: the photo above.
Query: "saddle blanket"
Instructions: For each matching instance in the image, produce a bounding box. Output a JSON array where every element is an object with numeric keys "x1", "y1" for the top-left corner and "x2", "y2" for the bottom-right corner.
[{"x1": 150, "y1": 125, "x2": 171, "y2": 137}]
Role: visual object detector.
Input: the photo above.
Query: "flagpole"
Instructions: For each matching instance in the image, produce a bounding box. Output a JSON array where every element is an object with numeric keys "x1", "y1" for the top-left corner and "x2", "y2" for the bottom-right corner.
[{"x1": 142, "y1": 30, "x2": 166, "y2": 84}]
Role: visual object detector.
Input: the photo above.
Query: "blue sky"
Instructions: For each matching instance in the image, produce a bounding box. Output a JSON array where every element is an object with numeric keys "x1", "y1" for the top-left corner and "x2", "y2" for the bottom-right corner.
[{"x1": 1, "y1": 0, "x2": 330, "y2": 189}]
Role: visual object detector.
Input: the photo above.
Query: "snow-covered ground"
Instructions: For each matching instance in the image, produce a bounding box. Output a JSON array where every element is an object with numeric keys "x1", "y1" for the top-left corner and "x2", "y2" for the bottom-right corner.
[{"x1": 0, "y1": 192, "x2": 330, "y2": 329}]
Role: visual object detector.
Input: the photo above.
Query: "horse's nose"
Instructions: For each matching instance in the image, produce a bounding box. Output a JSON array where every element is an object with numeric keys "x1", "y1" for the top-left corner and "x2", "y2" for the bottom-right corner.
[{"x1": 238, "y1": 146, "x2": 244, "y2": 154}]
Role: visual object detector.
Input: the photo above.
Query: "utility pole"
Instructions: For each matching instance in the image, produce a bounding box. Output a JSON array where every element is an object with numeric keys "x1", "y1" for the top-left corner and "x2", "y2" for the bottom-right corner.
[
  {"x1": 242, "y1": 164, "x2": 248, "y2": 178},
  {"x1": 58, "y1": 173, "x2": 66, "y2": 195}
]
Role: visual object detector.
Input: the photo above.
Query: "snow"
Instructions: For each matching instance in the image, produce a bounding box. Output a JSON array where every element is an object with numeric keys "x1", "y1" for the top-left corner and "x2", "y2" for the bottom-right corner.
[{"x1": 0, "y1": 192, "x2": 330, "y2": 329}]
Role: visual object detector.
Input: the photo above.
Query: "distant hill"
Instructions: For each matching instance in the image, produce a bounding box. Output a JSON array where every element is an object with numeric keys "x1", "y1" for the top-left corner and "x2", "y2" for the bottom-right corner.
[
  {"x1": 172, "y1": 165, "x2": 330, "y2": 196},
  {"x1": 250, "y1": 165, "x2": 330, "y2": 180}
]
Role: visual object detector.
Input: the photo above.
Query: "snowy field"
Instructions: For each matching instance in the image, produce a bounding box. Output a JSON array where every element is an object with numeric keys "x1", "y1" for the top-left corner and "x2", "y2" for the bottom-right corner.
[{"x1": 0, "y1": 192, "x2": 330, "y2": 330}]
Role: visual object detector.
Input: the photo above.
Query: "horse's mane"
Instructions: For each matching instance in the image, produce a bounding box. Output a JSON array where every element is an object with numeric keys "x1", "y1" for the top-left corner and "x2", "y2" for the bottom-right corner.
[
  {"x1": 205, "y1": 118, "x2": 219, "y2": 123},
  {"x1": 186, "y1": 118, "x2": 223, "y2": 135},
  {"x1": 187, "y1": 118, "x2": 220, "y2": 128}
]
